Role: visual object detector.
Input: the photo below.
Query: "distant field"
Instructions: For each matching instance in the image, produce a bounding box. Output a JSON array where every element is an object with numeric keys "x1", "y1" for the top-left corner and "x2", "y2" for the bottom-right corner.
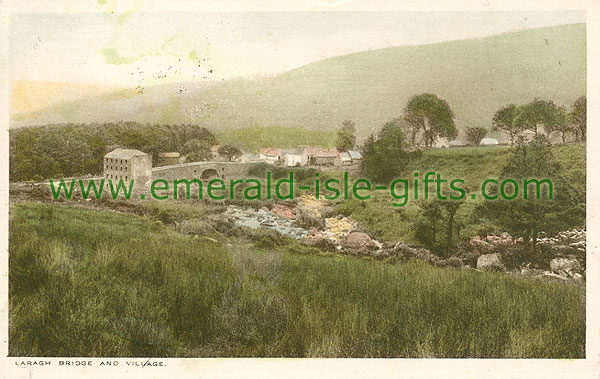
[
  {"x1": 9, "y1": 202, "x2": 584, "y2": 357},
  {"x1": 214, "y1": 126, "x2": 336, "y2": 151}
]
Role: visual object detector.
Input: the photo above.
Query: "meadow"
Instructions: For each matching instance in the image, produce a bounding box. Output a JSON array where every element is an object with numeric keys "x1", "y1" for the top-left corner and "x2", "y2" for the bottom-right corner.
[{"x1": 9, "y1": 201, "x2": 585, "y2": 358}]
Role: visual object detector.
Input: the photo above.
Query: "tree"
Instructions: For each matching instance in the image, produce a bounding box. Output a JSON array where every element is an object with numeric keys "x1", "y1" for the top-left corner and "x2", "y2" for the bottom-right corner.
[
  {"x1": 465, "y1": 127, "x2": 487, "y2": 145},
  {"x1": 552, "y1": 106, "x2": 572, "y2": 143},
  {"x1": 481, "y1": 136, "x2": 584, "y2": 252},
  {"x1": 405, "y1": 93, "x2": 457, "y2": 147},
  {"x1": 182, "y1": 139, "x2": 212, "y2": 162},
  {"x1": 570, "y1": 96, "x2": 586, "y2": 142},
  {"x1": 492, "y1": 104, "x2": 523, "y2": 146},
  {"x1": 360, "y1": 118, "x2": 418, "y2": 183},
  {"x1": 218, "y1": 144, "x2": 242, "y2": 161},
  {"x1": 336, "y1": 119, "x2": 356, "y2": 152},
  {"x1": 513, "y1": 98, "x2": 566, "y2": 137}
]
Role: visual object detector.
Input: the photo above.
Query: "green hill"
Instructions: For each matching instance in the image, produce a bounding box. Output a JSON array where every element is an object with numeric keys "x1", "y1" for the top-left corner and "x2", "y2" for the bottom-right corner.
[{"x1": 12, "y1": 24, "x2": 586, "y2": 139}]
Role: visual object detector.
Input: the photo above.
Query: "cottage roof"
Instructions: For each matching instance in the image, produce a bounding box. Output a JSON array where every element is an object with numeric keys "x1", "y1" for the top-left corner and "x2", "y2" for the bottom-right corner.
[
  {"x1": 480, "y1": 138, "x2": 499, "y2": 145},
  {"x1": 105, "y1": 148, "x2": 148, "y2": 159},
  {"x1": 340, "y1": 152, "x2": 352, "y2": 161},
  {"x1": 348, "y1": 150, "x2": 362, "y2": 159},
  {"x1": 303, "y1": 146, "x2": 337, "y2": 157},
  {"x1": 259, "y1": 147, "x2": 281, "y2": 156}
]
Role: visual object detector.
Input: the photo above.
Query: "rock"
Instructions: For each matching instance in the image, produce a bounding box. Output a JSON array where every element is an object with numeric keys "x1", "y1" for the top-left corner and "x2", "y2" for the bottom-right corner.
[
  {"x1": 477, "y1": 253, "x2": 506, "y2": 271},
  {"x1": 342, "y1": 232, "x2": 378, "y2": 251},
  {"x1": 271, "y1": 203, "x2": 295, "y2": 219},
  {"x1": 549, "y1": 257, "x2": 582, "y2": 276},
  {"x1": 470, "y1": 236, "x2": 494, "y2": 253}
]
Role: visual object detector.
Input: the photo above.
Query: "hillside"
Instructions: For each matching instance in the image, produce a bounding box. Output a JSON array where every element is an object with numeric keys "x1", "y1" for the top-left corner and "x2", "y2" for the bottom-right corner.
[{"x1": 11, "y1": 24, "x2": 586, "y2": 139}]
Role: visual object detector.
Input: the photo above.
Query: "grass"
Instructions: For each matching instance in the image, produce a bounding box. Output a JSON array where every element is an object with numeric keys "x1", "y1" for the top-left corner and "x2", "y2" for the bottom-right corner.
[
  {"x1": 214, "y1": 126, "x2": 336, "y2": 152},
  {"x1": 336, "y1": 143, "x2": 586, "y2": 242},
  {"x1": 9, "y1": 202, "x2": 585, "y2": 357}
]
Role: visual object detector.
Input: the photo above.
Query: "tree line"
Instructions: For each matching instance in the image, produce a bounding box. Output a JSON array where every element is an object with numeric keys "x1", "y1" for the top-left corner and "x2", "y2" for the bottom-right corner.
[{"x1": 10, "y1": 122, "x2": 219, "y2": 182}]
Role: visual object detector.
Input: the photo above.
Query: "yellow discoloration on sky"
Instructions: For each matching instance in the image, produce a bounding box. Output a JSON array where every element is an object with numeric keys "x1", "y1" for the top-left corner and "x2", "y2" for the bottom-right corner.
[{"x1": 11, "y1": 81, "x2": 123, "y2": 114}]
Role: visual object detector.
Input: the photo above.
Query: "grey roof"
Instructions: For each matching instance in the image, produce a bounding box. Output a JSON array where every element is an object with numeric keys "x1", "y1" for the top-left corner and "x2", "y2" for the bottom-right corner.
[
  {"x1": 340, "y1": 152, "x2": 352, "y2": 161},
  {"x1": 105, "y1": 148, "x2": 148, "y2": 159},
  {"x1": 348, "y1": 150, "x2": 362, "y2": 159},
  {"x1": 480, "y1": 138, "x2": 499, "y2": 145}
]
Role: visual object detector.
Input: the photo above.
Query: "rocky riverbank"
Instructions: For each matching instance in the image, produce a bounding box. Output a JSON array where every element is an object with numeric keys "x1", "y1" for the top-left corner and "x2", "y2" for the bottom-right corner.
[{"x1": 223, "y1": 197, "x2": 586, "y2": 282}]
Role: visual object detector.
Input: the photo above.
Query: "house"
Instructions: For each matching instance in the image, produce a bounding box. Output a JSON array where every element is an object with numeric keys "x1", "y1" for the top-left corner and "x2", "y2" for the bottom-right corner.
[
  {"x1": 238, "y1": 153, "x2": 260, "y2": 163},
  {"x1": 303, "y1": 146, "x2": 337, "y2": 166},
  {"x1": 158, "y1": 152, "x2": 182, "y2": 166},
  {"x1": 335, "y1": 151, "x2": 352, "y2": 166},
  {"x1": 104, "y1": 148, "x2": 152, "y2": 190},
  {"x1": 258, "y1": 147, "x2": 282, "y2": 165},
  {"x1": 282, "y1": 148, "x2": 308, "y2": 167},
  {"x1": 348, "y1": 150, "x2": 363, "y2": 162},
  {"x1": 449, "y1": 139, "x2": 465, "y2": 148},
  {"x1": 480, "y1": 138, "x2": 500, "y2": 146},
  {"x1": 433, "y1": 137, "x2": 450, "y2": 148}
]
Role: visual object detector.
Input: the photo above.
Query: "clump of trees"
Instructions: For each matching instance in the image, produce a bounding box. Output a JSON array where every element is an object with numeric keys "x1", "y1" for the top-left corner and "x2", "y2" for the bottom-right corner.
[
  {"x1": 414, "y1": 196, "x2": 464, "y2": 253},
  {"x1": 218, "y1": 144, "x2": 243, "y2": 161},
  {"x1": 10, "y1": 122, "x2": 219, "y2": 181},
  {"x1": 361, "y1": 118, "x2": 419, "y2": 183},
  {"x1": 478, "y1": 136, "x2": 584, "y2": 253},
  {"x1": 361, "y1": 93, "x2": 455, "y2": 182},
  {"x1": 493, "y1": 96, "x2": 586, "y2": 145},
  {"x1": 404, "y1": 93, "x2": 458, "y2": 147},
  {"x1": 465, "y1": 127, "x2": 487, "y2": 145},
  {"x1": 336, "y1": 119, "x2": 357, "y2": 152}
]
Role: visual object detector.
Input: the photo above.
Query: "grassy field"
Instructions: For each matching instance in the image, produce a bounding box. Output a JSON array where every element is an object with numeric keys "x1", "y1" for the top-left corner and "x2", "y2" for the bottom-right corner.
[
  {"x1": 9, "y1": 202, "x2": 585, "y2": 357},
  {"x1": 215, "y1": 126, "x2": 336, "y2": 152},
  {"x1": 337, "y1": 143, "x2": 585, "y2": 242}
]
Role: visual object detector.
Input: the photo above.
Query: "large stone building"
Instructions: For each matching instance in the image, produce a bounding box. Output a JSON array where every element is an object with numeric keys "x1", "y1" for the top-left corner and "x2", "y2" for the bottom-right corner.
[{"x1": 104, "y1": 148, "x2": 152, "y2": 189}]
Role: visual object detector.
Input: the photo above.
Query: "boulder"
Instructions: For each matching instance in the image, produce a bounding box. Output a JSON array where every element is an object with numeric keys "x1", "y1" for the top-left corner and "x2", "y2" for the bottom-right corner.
[
  {"x1": 470, "y1": 236, "x2": 494, "y2": 253},
  {"x1": 271, "y1": 203, "x2": 295, "y2": 219},
  {"x1": 549, "y1": 258, "x2": 582, "y2": 276},
  {"x1": 342, "y1": 232, "x2": 378, "y2": 251},
  {"x1": 477, "y1": 253, "x2": 506, "y2": 271}
]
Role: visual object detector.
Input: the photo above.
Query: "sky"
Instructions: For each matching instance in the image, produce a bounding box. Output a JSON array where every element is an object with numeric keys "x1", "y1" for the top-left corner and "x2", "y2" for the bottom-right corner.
[{"x1": 10, "y1": 11, "x2": 585, "y2": 88}]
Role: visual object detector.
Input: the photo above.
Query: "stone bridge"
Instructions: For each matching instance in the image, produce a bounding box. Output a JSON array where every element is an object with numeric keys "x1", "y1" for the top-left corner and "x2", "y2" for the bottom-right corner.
[{"x1": 151, "y1": 161, "x2": 254, "y2": 181}]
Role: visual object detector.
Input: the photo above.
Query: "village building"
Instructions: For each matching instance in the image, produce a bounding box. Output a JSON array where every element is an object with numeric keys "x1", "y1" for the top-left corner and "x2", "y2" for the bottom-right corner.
[
  {"x1": 348, "y1": 150, "x2": 363, "y2": 162},
  {"x1": 282, "y1": 148, "x2": 309, "y2": 167},
  {"x1": 103, "y1": 148, "x2": 152, "y2": 189},
  {"x1": 336, "y1": 151, "x2": 352, "y2": 166},
  {"x1": 449, "y1": 139, "x2": 465, "y2": 148},
  {"x1": 433, "y1": 137, "x2": 450, "y2": 148},
  {"x1": 258, "y1": 147, "x2": 282, "y2": 165},
  {"x1": 303, "y1": 146, "x2": 338, "y2": 166},
  {"x1": 480, "y1": 137, "x2": 500, "y2": 146}
]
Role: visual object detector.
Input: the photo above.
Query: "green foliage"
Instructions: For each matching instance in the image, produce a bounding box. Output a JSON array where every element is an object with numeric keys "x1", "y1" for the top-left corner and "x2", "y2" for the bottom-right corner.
[
  {"x1": 361, "y1": 119, "x2": 421, "y2": 183},
  {"x1": 465, "y1": 127, "x2": 487, "y2": 145},
  {"x1": 10, "y1": 122, "x2": 217, "y2": 181},
  {"x1": 10, "y1": 202, "x2": 585, "y2": 357},
  {"x1": 405, "y1": 93, "x2": 457, "y2": 147},
  {"x1": 570, "y1": 96, "x2": 586, "y2": 142},
  {"x1": 492, "y1": 104, "x2": 523, "y2": 146},
  {"x1": 182, "y1": 138, "x2": 213, "y2": 162},
  {"x1": 413, "y1": 197, "x2": 464, "y2": 254},
  {"x1": 479, "y1": 136, "x2": 584, "y2": 249},
  {"x1": 217, "y1": 144, "x2": 243, "y2": 161},
  {"x1": 514, "y1": 98, "x2": 568, "y2": 136},
  {"x1": 335, "y1": 120, "x2": 357, "y2": 152}
]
